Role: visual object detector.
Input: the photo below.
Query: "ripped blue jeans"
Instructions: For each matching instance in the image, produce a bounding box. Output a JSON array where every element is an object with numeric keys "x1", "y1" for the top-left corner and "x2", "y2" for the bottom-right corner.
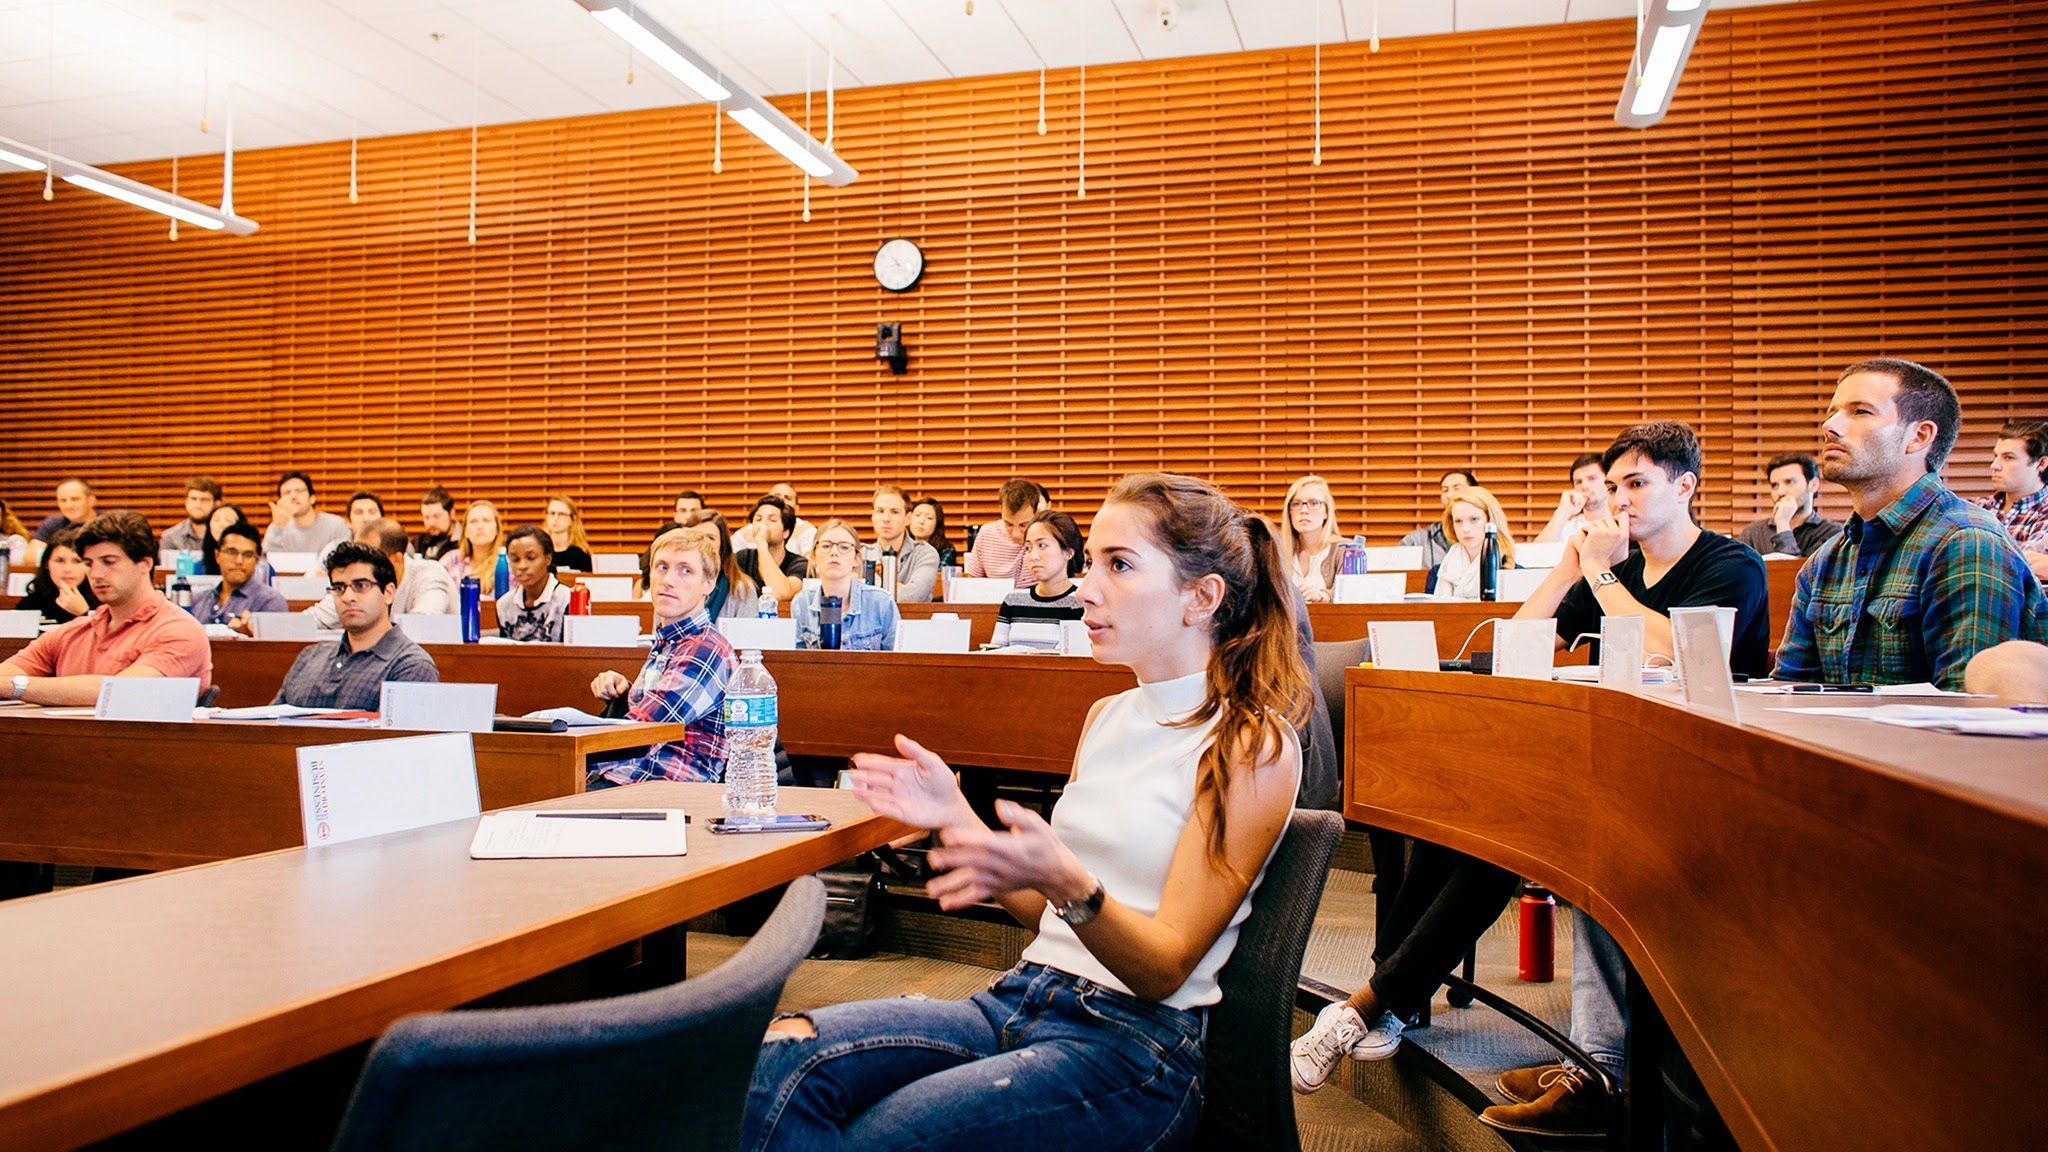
[{"x1": 743, "y1": 961, "x2": 1206, "y2": 1152}]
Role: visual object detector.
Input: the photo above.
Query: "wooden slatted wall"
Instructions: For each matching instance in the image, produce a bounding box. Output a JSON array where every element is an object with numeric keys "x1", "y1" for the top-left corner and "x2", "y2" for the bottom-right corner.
[{"x1": 1, "y1": 0, "x2": 2042, "y2": 550}]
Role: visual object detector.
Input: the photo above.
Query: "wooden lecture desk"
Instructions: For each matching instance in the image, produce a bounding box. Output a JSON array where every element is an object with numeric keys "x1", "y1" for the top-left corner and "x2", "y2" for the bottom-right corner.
[
  {"x1": 0, "y1": 709, "x2": 688, "y2": 870},
  {"x1": 0, "y1": 783, "x2": 911, "y2": 1152},
  {"x1": 1343, "y1": 669, "x2": 2048, "y2": 1152}
]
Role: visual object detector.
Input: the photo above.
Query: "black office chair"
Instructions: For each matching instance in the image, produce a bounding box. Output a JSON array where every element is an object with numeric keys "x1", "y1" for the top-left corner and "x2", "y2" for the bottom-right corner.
[
  {"x1": 330, "y1": 876, "x2": 826, "y2": 1152},
  {"x1": 1310, "y1": 637, "x2": 1370, "y2": 771},
  {"x1": 1192, "y1": 809, "x2": 1344, "y2": 1152},
  {"x1": 197, "y1": 685, "x2": 220, "y2": 708}
]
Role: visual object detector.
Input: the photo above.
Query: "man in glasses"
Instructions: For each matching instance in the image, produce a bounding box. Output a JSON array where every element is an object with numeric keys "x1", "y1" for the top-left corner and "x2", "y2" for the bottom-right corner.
[
  {"x1": 303, "y1": 519, "x2": 457, "y2": 630},
  {"x1": 187, "y1": 520, "x2": 287, "y2": 632},
  {"x1": 273, "y1": 542, "x2": 438, "y2": 711}
]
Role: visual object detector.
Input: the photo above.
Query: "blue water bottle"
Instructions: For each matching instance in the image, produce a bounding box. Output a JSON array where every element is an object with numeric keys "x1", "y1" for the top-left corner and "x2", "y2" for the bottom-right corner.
[
  {"x1": 459, "y1": 576, "x2": 482, "y2": 643},
  {"x1": 820, "y1": 595, "x2": 843, "y2": 650},
  {"x1": 492, "y1": 549, "x2": 511, "y2": 600}
]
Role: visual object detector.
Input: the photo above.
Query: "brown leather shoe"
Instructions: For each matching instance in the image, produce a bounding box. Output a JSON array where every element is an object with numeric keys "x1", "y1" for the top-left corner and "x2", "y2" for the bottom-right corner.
[
  {"x1": 1496, "y1": 1062, "x2": 1568, "y2": 1104},
  {"x1": 1479, "y1": 1064, "x2": 1608, "y2": 1138}
]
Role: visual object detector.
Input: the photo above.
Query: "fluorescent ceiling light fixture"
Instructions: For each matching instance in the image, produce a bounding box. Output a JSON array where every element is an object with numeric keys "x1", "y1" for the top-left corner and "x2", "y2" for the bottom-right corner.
[
  {"x1": 1630, "y1": 24, "x2": 1696, "y2": 117},
  {"x1": 586, "y1": 5, "x2": 731, "y2": 102},
  {"x1": 1614, "y1": 0, "x2": 1711, "y2": 129},
  {"x1": 570, "y1": 0, "x2": 857, "y2": 187},
  {"x1": 0, "y1": 145, "x2": 47, "y2": 172},
  {"x1": 728, "y1": 108, "x2": 834, "y2": 179},
  {"x1": 0, "y1": 133, "x2": 258, "y2": 235},
  {"x1": 63, "y1": 172, "x2": 227, "y2": 230}
]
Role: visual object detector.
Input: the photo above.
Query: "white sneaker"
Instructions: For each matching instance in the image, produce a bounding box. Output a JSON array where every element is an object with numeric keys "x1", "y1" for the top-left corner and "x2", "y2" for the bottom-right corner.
[
  {"x1": 1290, "y1": 1002, "x2": 1367, "y2": 1093},
  {"x1": 1349, "y1": 1011, "x2": 1405, "y2": 1061}
]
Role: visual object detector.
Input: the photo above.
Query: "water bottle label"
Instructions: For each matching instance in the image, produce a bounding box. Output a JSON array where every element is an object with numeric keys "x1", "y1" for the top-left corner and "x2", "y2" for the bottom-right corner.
[{"x1": 725, "y1": 694, "x2": 777, "y2": 728}]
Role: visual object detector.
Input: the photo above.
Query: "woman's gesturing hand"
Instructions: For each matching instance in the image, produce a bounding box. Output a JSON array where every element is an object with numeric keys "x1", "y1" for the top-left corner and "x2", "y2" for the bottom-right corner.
[
  {"x1": 924, "y1": 800, "x2": 1091, "y2": 913},
  {"x1": 847, "y1": 734, "x2": 977, "y2": 832}
]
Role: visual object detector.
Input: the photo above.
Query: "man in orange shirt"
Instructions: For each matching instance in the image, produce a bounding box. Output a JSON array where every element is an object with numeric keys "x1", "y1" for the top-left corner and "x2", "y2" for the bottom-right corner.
[{"x1": 1, "y1": 511, "x2": 212, "y2": 707}]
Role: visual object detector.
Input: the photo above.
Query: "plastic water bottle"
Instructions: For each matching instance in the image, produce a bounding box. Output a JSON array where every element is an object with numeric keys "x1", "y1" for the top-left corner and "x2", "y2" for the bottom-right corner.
[
  {"x1": 723, "y1": 650, "x2": 779, "y2": 816},
  {"x1": 492, "y1": 549, "x2": 511, "y2": 600},
  {"x1": 756, "y1": 589, "x2": 778, "y2": 618},
  {"x1": 820, "y1": 595, "x2": 843, "y2": 650}
]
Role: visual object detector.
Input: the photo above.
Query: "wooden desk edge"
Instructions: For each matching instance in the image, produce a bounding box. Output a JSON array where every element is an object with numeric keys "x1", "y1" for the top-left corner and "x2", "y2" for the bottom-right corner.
[{"x1": 0, "y1": 806, "x2": 912, "y2": 1152}]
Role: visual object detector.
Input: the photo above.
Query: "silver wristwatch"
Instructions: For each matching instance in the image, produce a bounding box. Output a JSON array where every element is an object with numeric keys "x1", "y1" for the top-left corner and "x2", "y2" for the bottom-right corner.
[
  {"x1": 1588, "y1": 570, "x2": 1619, "y2": 590},
  {"x1": 1050, "y1": 878, "x2": 1106, "y2": 927},
  {"x1": 7, "y1": 674, "x2": 28, "y2": 702}
]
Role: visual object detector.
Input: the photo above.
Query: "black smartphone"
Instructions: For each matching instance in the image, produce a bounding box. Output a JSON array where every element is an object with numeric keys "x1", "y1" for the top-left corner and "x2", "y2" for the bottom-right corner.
[{"x1": 707, "y1": 814, "x2": 832, "y2": 834}]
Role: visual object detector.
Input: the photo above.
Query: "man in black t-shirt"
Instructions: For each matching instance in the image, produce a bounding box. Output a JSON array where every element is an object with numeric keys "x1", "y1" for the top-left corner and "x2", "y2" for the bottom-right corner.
[
  {"x1": 1519, "y1": 422, "x2": 1770, "y2": 676},
  {"x1": 1483, "y1": 421, "x2": 1769, "y2": 1138}
]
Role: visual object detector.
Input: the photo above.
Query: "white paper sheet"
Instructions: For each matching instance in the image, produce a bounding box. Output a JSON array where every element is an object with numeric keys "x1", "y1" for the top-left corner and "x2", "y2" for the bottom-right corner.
[
  {"x1": 297, "y1": 732, "x2": 481, "y2": 847},
  {"x1": 1770, "y1": 704, "x2": 2048, "y2": 738},
  {"x1": 523, "y1": 706, "x2": 637, "y2": 727},
  {"x1": 469, "y1": 809, "x2": 688, "y2": 858}
]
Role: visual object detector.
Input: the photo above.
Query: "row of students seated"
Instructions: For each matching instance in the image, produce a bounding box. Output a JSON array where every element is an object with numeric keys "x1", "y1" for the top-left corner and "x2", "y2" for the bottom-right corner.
[
  {"x1": 1289, "y1": 358, "x2": 2048, "y2": 1140},
  {"x1": 1272, "y1": 413, "x2": 2047, "y2": 609}
]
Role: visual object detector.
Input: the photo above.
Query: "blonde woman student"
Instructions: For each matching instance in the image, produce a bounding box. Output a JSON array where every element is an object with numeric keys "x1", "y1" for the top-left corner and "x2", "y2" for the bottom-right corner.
[
  {"x1": 1278, "y1": 475, "x2": 1342, "y2": 603},
  {"x1": 1432, "y1": 486, "x2": 1518, "y2": 600}
]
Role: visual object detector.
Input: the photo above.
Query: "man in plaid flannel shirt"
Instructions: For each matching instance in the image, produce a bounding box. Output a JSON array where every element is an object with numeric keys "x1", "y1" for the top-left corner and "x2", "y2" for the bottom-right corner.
[
  {"x1": 586, "y1": 529, "x2": 737, "y2": 787},
  {"x1": 1976, "y1": 417, "x2": 2048, "y2": 582},
  {"x1": 1776, "y1": 359, "x2": 2048, "y2": 692}
]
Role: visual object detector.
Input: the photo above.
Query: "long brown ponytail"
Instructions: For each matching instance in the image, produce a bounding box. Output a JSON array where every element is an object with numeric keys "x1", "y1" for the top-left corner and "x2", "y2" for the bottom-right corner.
[{"x1": 1103, "y1": 473, "x2": 1311, "y2": 880}]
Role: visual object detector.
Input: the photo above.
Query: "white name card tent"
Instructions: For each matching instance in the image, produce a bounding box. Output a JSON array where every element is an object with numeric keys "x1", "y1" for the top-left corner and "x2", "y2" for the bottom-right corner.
[
  {"x1": 945, "y1": 577, "x2": 1015, "y2": 604},
  {"x1": 1492, "y1": 618, "x2": 1557, "y2": 682},
  {"x1": 576, "y1": 575, "x2": 639, "y2": 603},
  {"x1": 1332, "y1": 573, "x2": 1406, "y2": 604},
  {"x1": 1489, "y1": 568, "x2": 1546, "y2": 603},
  {"x1": 1670, "y1": 605, "x2": 1737, "y2": 672},
  {"x1": 267, "y1": 552, "x2": 319, "y2": 576},
  {"x1": 565, "y1": 614, "x2": 643, "y2": 648},
  {"x1": 1060, "y1": 619, "x2": 1093, "y2": 657},
  {"x1": 1673, "y1": 608, "x2": 1742, "y2": 723},
  {"x1": 717, "y1": 617, "x2": 799, "y2": 651},
  {"x1": 591, "y1": 553, "x2": 641, "y2": 575},
  {"x1": 296, "y1": 732, "x2": 481, "y2": 848},
  {"x1": 1599, "y1": 614, "x2": 1646, "y2": 691},
  {"x1": 249, "y1": 612, "x2": 319, "y2": 641},
  {"x1": 94, "y1": 677, "x2": 201, "y2": 722},
  {"x1": 1364, "y1": 546, "x2": 1427, "y2": 572},
  {"x1": 6, "y1": 572, "x2": 33, "y2": 596},
  {"x1": 380, "y1": 681, "x2": 498, "y2": 733},
  {"x1": 1513, "y1": 541, "x2": 1567, "y2": 569},
  {"x1": 271, "y1": 575, "x2": 332, "y2": 600},
  {"x1": 395, "y1": 613, "x2": 463, "y2": 645},
  {"x1": 896, "y1": 615, "x2": 972, "y2": 654},
  {"x1": 0, "y1": 610, "x2": 41, "y2": 638},
  {"x1": 1367, "y1": 620, "x2": 1440, "y2": 672}
]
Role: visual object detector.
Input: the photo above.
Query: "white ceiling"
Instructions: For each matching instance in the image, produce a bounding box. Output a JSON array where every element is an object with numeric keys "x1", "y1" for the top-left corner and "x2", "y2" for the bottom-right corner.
[{"x1": 0, "y1": 0, "x2": 1815, "y2": 168}]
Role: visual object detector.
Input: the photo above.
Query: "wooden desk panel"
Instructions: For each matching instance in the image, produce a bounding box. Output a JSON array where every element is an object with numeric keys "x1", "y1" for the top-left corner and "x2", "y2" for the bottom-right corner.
[
  {"x1": 0, "y1": 714, "x2": 683, "y2": 870},
  {"x1": 1343, "y1": 671, "x2": 2048, "y2": 1152},
  {"x1": 0, "y1": 784, "x2": 910, "y2": 1152}
]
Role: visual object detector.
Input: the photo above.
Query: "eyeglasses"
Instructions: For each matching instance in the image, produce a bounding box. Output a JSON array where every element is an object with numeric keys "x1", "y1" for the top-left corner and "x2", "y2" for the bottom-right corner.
[
  {"x1": 814, "y1": 540, "x2": 858, "y2": 556},
  {"x1": 217, "y1": 547, "x2": 259, "y2": 561},
  {"x1": 1288, "y1": 499, "x2": 1328, "y2": 511},
  {"x1": 329, "y1": 578, "x2": 384, "y2": 597}
]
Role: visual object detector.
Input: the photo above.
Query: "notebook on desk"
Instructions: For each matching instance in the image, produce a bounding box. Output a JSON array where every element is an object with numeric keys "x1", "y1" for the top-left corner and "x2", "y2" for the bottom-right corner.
[{"x1": 469, "y1": 809, "x2": 688, "y2": 858}]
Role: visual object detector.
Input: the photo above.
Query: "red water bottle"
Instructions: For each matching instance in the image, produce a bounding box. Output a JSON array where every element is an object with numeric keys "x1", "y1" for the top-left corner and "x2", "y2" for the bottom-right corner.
[
  {"x1": 1518, "y1": 884, "x2": 1556, "y2": 982},
  {"x1": 566, "y1": 583, "x2": 592, "y2": 616}
]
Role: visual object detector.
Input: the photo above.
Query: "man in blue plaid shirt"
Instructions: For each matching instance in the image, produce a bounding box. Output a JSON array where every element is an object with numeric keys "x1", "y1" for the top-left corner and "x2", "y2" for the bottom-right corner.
[
  {"x1": 1776, "y1": 358, "x2": 2048, "y2": 691},
  {"x1": 586, "y1": 529, "x2": 738, "y2": 787}
]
